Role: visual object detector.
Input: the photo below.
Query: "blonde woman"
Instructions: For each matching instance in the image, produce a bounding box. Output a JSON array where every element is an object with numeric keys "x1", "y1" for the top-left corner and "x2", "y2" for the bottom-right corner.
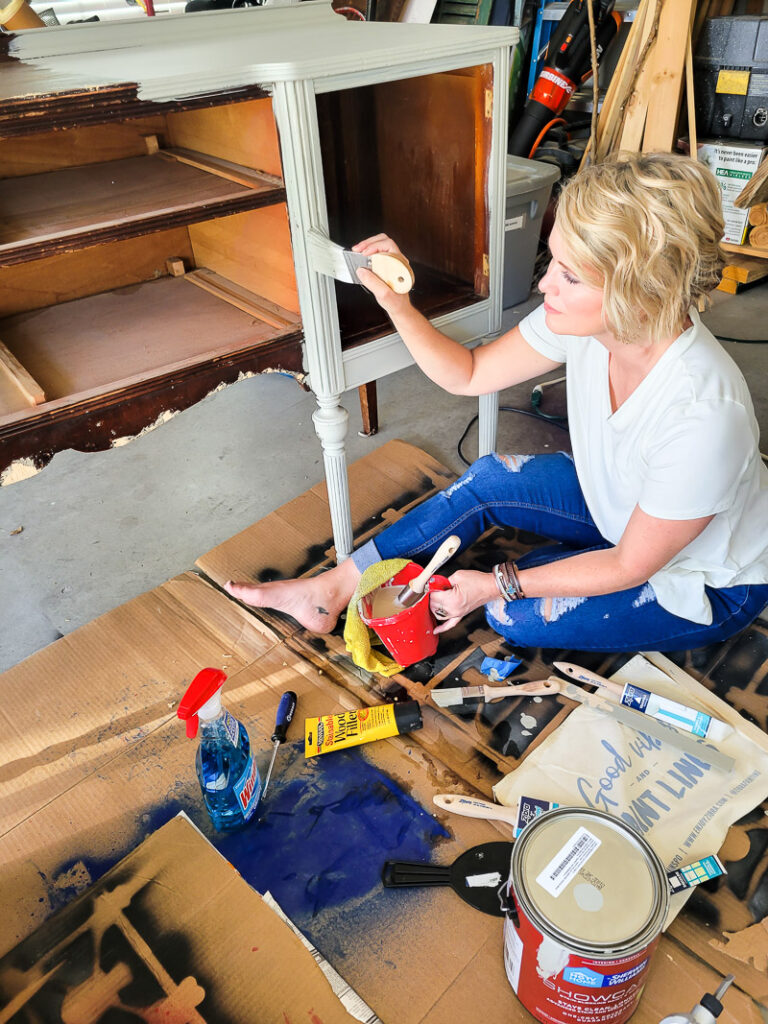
[{"x1": 226, "y1": 152, "x2": 768, "y2": 653}]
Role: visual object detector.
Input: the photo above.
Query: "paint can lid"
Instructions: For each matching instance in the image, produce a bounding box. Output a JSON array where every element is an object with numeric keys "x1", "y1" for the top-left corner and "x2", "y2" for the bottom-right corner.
[{"x1": 511, "y1": 807, "x2": 669, "y2": 956}]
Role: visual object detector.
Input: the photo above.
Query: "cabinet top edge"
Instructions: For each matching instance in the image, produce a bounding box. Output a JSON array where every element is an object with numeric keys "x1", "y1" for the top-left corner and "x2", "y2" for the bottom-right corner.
[{"x1": 1, "y1": 2, "x2": 518, "y2": 107}]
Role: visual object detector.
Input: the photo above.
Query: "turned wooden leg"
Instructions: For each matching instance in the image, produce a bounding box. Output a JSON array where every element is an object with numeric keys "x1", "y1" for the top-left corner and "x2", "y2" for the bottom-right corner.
[
  {"x1": 312, "y1": 395, "x2": 353, "y2": 561},
  {"x1": 358, "y1": 380, "x2": 379, "y2": 437}
]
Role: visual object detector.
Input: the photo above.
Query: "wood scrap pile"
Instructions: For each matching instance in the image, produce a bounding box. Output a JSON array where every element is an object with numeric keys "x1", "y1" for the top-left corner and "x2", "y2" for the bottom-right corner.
[
  {"x1": 734, "y1": 159, "x2": 768, "y2": 215},
  {"x1": 744, "y1": 203, "x2": 768, "y2": 250},
  {"x1": 590, "y1": 0, "x2": 700, "y2": 161}
]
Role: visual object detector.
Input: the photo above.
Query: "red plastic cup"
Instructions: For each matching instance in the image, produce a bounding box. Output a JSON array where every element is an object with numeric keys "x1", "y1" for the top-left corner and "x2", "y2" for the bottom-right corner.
[{"x1": 358, "y1": 562, "x2": 451, "y2": 667}]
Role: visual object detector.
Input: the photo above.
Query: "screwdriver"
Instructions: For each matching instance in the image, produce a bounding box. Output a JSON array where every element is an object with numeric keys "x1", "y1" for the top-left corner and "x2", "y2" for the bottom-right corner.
[{"x1": 261, "y1": 690, "x2": 297, "y2": 798}]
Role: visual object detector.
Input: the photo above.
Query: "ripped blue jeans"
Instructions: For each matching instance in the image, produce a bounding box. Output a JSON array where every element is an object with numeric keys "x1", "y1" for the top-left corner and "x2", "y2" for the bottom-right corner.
[{"x1": 352, "y1": 452, "x2": 768, "y2": 652}]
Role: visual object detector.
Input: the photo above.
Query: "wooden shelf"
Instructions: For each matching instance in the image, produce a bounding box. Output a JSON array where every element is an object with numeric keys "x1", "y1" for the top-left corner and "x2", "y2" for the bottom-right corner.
[
  {"x1": 0, "y1": 275, "x2": 301, "y2": 425},
  {"x1": 0, "y1": 79, "x2": 269, "y2": 140},
  {"x1": 0, "y1": 152, "x2": 285, "y2": 267},
  {"x1": 722, "y1": 242, "x2": 768, "y2": 260}
]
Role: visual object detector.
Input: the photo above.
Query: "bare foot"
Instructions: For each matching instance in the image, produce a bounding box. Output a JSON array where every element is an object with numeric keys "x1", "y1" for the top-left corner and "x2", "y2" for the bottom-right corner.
[{"x1": 223, "y1": 558, "x2": 360, "y2": 633}]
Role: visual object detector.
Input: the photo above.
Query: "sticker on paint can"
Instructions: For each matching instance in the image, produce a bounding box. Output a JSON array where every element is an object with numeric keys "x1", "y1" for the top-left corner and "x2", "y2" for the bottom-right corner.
[
  {"x1": 505, "y1": 214, "x2": 525, "y2": 231},
  {"x1": 535, "y1": 826, "x2": 601, "y2": 897},
  {"x1": 503, "y1": 919, "x2": 523, "y2": 991},
  {"x1": 562, "y1": 959, "x2": 648, "y2": 988}
]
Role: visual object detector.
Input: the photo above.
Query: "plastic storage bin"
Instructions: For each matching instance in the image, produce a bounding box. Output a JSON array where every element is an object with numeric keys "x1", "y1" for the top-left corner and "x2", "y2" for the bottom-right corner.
[{"x1": 503, "y1": 155, "x2": 561, "y2": 308}]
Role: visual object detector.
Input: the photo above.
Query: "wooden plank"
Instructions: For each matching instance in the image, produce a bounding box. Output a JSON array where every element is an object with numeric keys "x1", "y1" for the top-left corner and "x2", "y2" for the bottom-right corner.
[
  {"x1": 357, "y1": 380, "x2": 379, "y2": 436},
  {"x1": 716, "y1": 277, "x2": 741, "y2": 295},
  {"x1": 185, "y1": 268, "x2": 300, "y2": 330},
  {"x1": 0, "y1": 339, "x2": 45, "y2": 406},
  {"x1": 734, "y1": 156, "x2": 768, "y2": 209},
  {"x1": 159, "y1": 147, "x2": 283, "y2": 191},
  {"x1": 0, "y1": 228, "x2": 195, "y2": 318},
  {"x1": 641, "y1": 0, "x2": 697, "y2": 152},
  {"x1": 165, "y1": 98, "x2": 283, "y2": 180},
  {"x1": 722, "y1": 241, "x2": 768, "y2": 259},
  {"x1": 685, "y1": 28, "x2": 697, "y2": 154},
  {"x1": 721, "y1": 252, "x2": 768, "y2": 284},
  {"x1": 595, "y1": 2, "x2": 651, "y2": 158},
  {"x1": 187, "y1": 205, "x2": 299, "y2": 315},
  {"x1": 0, "y1": 154, "x2": 285, "y2": 267},
  {"x1": 612, "y1": 0, "x2": 661, "y2": 154}
]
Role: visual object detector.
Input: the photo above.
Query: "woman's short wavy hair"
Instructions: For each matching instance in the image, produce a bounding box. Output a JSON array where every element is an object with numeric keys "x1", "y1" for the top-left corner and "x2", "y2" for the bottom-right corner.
[{"x1": 554, "y1": 152, "x2": 725, "y2": 344}]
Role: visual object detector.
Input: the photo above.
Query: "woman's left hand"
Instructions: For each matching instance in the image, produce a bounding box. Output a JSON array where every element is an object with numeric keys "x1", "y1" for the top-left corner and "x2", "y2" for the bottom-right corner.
[{"x1": 429, "y1": 569, "x2": 499, "y2": 634}]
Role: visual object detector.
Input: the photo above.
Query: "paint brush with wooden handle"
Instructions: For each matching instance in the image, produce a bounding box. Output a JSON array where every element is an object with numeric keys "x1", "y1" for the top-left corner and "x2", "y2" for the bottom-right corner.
[
  {"x1": 395, "y1": 534, "x2": 461, "y2": 608},
  {"x1": 306, "y1": 229, "x2": 414, "y2": 293},
  {"x1": 553, "y1": 661, "x2": 731, "y2": 742}
]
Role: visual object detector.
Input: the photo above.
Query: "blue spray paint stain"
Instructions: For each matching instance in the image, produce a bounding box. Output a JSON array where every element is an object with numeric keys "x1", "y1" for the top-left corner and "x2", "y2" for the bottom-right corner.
[
  {"x1": 39, "y1": 800, "x2": 187, "y2": 917},
  {"x1": 213, "y1": 740, "x2": 449, "y2": 945},
  {"x1": 35, "y1": 744, "x2": 449, "y2": 960}
]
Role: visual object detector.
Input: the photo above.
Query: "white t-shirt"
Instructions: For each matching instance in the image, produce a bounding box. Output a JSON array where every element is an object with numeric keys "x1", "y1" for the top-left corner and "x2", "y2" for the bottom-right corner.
[{"x1": 519, "y1": 302, "x2": 768, "y2": 624}]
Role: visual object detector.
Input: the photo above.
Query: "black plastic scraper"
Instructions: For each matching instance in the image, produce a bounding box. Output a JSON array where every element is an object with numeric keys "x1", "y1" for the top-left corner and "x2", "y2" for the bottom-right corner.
[{"x1": 381, "y1": 841, "x2": 513, "y2": 917}]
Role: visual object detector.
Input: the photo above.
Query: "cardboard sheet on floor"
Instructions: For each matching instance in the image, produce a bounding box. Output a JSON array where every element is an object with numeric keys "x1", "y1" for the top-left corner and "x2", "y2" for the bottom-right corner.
[
  {"x1": 0, "y1": 813, "x2": 360, "y2": 1024},
  {"x1": 2, "y1": 440, "x2": 767, "y2": 1022},
  {"x1": 0, "y1": 567, "x2": 532, "y2": 1023},
  {"x1": 193, "y1": 437, "x2": 768, "y2": 1015}
]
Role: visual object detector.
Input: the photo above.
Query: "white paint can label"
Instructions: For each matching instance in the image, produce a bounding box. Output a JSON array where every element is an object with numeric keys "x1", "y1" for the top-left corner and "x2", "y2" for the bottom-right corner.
[{"x1": 536, "y1": 827, "x2": 601, "y2": 897}]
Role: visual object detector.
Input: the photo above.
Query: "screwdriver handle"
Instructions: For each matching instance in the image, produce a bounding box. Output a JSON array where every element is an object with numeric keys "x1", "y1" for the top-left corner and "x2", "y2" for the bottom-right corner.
[{"x1": 271, "y1": 690, "x2": 297, "y2": 744}]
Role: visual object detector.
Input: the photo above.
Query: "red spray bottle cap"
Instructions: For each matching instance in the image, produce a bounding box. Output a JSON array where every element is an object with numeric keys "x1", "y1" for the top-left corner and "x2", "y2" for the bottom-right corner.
[{"x1": 177, "y1": 667, "x2": 227, "y2": 739}]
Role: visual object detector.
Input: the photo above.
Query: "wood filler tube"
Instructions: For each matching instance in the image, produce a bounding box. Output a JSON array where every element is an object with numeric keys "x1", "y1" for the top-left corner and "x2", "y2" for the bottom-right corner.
[{"x1": 305, "y1": 701, "x2": 422, "y2": 757}]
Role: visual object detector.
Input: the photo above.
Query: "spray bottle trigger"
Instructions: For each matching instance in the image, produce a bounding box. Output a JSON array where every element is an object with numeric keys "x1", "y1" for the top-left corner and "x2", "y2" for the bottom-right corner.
[{"x1": 177, "y1": 667, "x2": 228, "y2": 739}]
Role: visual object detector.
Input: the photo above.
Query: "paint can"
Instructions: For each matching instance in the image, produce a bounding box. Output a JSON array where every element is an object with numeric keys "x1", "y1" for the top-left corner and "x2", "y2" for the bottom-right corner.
[
  {"x1": 502, "y1": 806, "x2": 669, "y2": 1024},
  {"x1": 358, "y1": 563, "x2": 451, "y2": 666}
]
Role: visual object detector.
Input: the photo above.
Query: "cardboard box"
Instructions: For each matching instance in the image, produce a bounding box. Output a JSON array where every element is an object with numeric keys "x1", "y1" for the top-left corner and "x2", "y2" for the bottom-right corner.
[
  {"x1": 0, "y1": 440, "x2": 765, "y2": 1023},
  {"x1": 697, "y1": 139, "x2": 768, "y2": 244}
]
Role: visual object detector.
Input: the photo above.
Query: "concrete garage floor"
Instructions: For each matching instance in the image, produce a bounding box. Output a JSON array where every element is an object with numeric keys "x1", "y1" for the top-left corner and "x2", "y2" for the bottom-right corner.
[{"x1": 1, "y1": 291, "x2": 767, "y2": 674}]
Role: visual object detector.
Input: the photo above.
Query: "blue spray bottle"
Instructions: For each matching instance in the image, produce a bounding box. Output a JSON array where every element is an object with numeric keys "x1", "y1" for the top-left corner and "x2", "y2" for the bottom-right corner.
[{"x1": 177, "y1": 667, "x2": 261, "y2": 831}]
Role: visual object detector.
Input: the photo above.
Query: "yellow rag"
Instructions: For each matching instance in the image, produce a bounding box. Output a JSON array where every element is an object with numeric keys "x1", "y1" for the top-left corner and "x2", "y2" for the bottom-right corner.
[{"x1": 343, "y1": 558, "x2": 410, "y2": 676}]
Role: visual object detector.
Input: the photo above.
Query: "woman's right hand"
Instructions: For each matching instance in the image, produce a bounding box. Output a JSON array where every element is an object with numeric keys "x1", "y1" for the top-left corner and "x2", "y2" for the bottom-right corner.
[
  {"x1": 352, "y1": 234, "x2": 413, "y2": 315},
  {"x1": 429, "y1": 569, "x2": 500, "y2": 634}
]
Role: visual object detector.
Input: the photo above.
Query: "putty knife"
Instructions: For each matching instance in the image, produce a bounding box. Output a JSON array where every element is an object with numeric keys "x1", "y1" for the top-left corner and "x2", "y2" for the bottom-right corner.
[{"x1": 382, "y1": 841, "x2": 513, "y2": 916}]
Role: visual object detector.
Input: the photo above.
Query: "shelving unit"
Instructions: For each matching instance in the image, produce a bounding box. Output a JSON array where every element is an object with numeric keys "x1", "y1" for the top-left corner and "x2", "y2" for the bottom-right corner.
[
  {"x1": 0, "y1": 3, "x2": 518, "y2": 556},
  {"x1": 0, "y1": 151, "x2": 284, "y2": 264}
]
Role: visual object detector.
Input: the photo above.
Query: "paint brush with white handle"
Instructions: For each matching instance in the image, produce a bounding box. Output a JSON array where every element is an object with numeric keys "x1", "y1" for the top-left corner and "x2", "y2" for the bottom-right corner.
[
  {"x1": 395, "y1": 534, "x2": 461, "y2": 608},
  {"x1": 433, "y1": 793, "x2": 519, "y2": 828},
  {"x1": 306, "y1": 228, "x2": 414, "y2": 293},
  {"x1": 553, "y1": 661, "x2": 732, "y2": 742}
]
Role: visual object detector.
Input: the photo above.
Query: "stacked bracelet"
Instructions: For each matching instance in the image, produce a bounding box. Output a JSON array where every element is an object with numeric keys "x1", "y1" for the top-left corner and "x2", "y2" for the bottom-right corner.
[{"x1": 492, "y1": 561, "x2": 525, "y2": 602}]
